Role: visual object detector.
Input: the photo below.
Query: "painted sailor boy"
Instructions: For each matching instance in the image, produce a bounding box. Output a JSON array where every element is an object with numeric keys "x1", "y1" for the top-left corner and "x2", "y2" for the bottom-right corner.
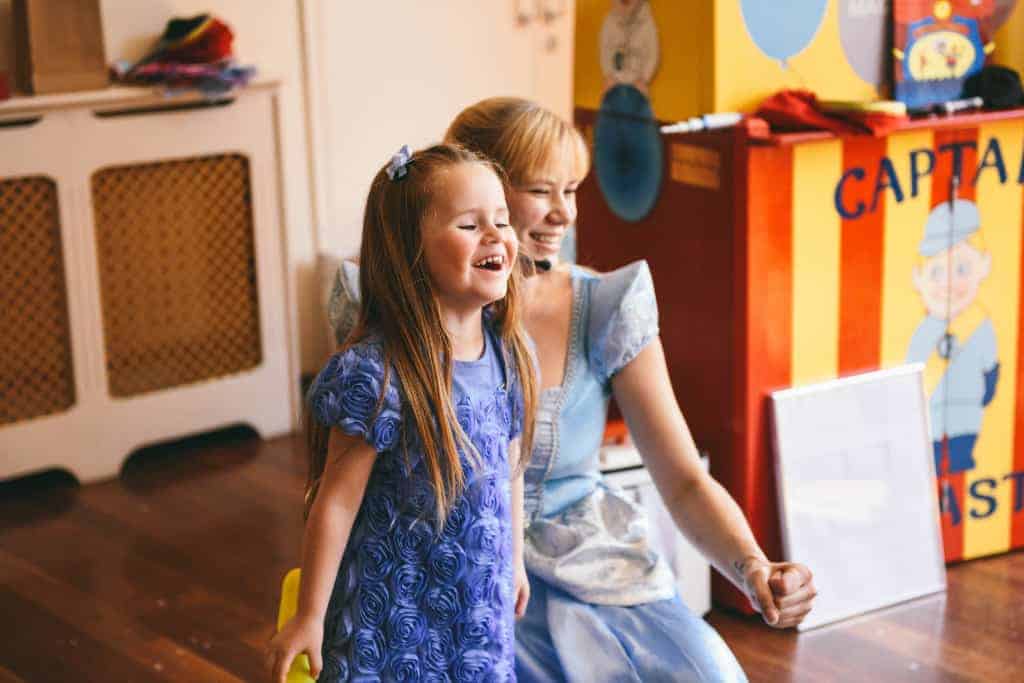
[{"x1": 907, "y1": 198, "x2": 999, "y2": 475}]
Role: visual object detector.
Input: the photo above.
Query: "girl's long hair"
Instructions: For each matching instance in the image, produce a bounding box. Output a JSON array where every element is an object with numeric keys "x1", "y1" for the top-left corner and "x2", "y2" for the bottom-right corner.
[{"x1": 305, "y1": 144, "x2": 536, "y2": 526}]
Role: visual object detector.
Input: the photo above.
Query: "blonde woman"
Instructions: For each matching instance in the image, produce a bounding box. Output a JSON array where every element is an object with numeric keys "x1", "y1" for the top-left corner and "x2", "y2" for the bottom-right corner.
[{"x1": 332, "y1": 100, "x2": 816, "y2": 682}]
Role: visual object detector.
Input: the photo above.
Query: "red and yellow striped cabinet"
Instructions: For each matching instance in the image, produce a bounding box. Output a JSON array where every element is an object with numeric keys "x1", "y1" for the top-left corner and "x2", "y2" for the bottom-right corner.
[{"x1": 575, "y1": 108, "x2": 1024, "y2": 611}]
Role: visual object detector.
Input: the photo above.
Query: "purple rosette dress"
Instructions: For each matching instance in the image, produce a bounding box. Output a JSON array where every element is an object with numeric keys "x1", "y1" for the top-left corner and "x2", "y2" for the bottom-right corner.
[{"x1": 308, "y1": 324, "x2": 523, "y2": 683}]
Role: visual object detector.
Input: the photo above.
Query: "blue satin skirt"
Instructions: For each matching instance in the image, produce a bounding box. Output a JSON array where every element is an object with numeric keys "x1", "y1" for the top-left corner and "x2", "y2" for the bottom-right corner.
[{"x1": 516, "y1": 574, "x2": 747, "y2": 683}]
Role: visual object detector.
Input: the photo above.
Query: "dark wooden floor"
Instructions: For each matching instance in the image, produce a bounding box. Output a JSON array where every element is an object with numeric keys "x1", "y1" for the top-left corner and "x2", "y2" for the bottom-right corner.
[{"x1": 1, "y1": 429, "x2": 1021, "y2": 682}]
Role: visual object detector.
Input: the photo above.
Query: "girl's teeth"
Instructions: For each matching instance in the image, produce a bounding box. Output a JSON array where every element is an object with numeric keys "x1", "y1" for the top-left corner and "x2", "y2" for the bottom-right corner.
[{"x1": 474, "y1": 255, "x2": 503, "y2": 268}]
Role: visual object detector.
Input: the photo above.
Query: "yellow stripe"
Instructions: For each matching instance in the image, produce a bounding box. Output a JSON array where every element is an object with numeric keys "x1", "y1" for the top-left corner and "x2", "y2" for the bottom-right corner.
[
  {"x1": 712, "y1": 0, "x2": 877, "y2": 113},
  {"x1": 964, "y1": 121, "x2": 1023, "y2": 558},
  {"x1": 790, "y1": 141, "x2": 841, "y2": 385},
  {"x1": 880, "y1": 131, "x2": 933, "y2": 370}
]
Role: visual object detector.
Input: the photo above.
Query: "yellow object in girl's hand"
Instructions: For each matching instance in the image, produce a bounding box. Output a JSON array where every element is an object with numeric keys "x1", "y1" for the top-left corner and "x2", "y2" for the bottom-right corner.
[{"x1": 276, "y1": 568, "x2": 315, "y2": 683}]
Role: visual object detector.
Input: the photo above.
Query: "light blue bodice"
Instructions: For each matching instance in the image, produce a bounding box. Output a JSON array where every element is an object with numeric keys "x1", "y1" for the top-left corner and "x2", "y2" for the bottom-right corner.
[
  {"x1": 523, "y1": 262, "x2": 659, "y2": 520},
  {"x1": 521, "y1": 261, "x2": 676, "y2": 606}
]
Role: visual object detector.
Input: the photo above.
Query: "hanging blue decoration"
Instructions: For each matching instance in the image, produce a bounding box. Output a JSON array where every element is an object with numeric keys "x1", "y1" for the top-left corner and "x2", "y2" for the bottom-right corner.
[{"x1": 594, "y1": 84, "x2": 663, "y2": 223}]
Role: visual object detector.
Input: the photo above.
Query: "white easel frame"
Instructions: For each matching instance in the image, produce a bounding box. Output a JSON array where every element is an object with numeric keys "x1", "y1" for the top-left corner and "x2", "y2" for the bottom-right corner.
[{"x1": 771, "y1": 364, "x2": 947, "y2": 631}]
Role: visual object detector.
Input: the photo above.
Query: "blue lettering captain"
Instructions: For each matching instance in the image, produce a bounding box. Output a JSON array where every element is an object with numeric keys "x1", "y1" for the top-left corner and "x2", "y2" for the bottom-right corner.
[{"x1": 907, "y1": 198, "x2": 999, "y2": 482}]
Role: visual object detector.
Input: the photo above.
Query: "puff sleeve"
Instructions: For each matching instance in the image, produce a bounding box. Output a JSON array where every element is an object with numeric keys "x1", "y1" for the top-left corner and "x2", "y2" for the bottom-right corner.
[
  {"x1": 587, "y1": 260, "x2": 659, "y2": 387},
  {"x1": 327, "y1": 260, "x2": 361, "y2": 347},
  {"x1": 307, "y1": 341, "x2": 403, "y2": 453}
]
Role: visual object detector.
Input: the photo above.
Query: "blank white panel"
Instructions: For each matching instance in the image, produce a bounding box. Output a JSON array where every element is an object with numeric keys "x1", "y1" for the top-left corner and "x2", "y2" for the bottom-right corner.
[{"x1": 772, "y1": 364, "x2": 946, "y2": 631}]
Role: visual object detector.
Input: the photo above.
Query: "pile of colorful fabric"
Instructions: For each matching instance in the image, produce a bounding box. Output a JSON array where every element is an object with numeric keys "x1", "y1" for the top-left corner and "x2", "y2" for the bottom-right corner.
[{"x1": 112, "y1": 15, "x2": 256, "y2": 96}]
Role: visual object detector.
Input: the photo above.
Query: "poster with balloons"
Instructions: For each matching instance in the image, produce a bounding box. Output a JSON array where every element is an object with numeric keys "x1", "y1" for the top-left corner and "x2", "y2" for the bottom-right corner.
[
  {"x1": 838, "y1": 0, "x2": 889, "y2": 88},
  {"x1": 739, "y1": 0, "x2": 829, "y2": 67}
]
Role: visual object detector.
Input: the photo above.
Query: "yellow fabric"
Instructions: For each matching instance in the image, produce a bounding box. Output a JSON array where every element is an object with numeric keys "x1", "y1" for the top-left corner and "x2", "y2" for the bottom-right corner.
[
  {"x1": 276, "y1": 568, "x2": 315, "y2": 683},
  {"x1": 923, "y1": 303, "x2": 988, "y2": 398}
]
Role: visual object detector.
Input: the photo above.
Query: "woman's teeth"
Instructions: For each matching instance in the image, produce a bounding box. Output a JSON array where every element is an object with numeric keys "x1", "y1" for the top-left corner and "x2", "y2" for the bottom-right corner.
[
  {"x1": 531, "y1": 233, "x2": 561, "y2": 245},
  {"x1": 473, "y1": 255, "x2": 504, "y2": 270}
]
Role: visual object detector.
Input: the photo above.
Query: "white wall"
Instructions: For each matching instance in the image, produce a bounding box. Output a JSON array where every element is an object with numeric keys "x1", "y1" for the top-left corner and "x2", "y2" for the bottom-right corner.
[
  {"x1": 306, "y1": 0, "x2": 574, "y2": 259},
  {"x1": 304, "y1": 0, "x2": 575, "y2": 363}
]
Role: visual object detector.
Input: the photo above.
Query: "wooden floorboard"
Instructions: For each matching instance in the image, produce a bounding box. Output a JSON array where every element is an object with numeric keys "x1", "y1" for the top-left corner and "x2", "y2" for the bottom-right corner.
[{"x1": 1, "y1": 429, "x2": 1021, "y2": 682}]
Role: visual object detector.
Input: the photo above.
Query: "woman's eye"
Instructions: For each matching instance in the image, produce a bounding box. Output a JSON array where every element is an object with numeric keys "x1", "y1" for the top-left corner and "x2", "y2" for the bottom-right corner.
[{"x1": 529, "y1": 189, "x2": 550, "y2": 195}]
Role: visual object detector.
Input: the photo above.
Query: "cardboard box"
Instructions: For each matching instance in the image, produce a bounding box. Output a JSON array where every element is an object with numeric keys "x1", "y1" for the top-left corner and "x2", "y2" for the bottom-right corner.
[{"x1": 12, "y1": 0, "x2": 108, "y2": 94}]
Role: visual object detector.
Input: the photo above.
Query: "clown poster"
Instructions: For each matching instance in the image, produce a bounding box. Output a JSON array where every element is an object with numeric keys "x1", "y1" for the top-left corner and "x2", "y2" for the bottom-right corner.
[
  {"x1": 894, "y1": 0, "x2": 1020, "y2": 108},
  {"x1": 779, "y1": 122, "x2": 1024, "y2": 563}
]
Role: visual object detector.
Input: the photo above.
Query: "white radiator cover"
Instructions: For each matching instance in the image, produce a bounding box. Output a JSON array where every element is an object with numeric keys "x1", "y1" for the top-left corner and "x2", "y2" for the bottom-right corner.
[{"x1": 0, "y1": 83, "x2": 298, "y2": 483}]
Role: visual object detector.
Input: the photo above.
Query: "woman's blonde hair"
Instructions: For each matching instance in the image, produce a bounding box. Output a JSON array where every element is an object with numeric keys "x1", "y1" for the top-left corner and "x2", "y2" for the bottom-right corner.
[
  {"x1": 445, "y1": 97, "x2": 589, "y2": 186},
  {"x1": 305, "y1": 143, "x2": 537, "y2": 526}
]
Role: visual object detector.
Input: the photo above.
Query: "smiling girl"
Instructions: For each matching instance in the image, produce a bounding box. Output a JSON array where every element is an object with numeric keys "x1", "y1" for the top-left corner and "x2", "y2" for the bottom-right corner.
[{"x1": 267, "y1": 143, "x2": 537, "y2": 683}]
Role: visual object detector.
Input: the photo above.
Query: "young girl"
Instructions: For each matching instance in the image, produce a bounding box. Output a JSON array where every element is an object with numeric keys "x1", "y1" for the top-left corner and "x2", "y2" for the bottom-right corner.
[{"x1": 267, "y1": 143, "x2": 536, "y2": 683}]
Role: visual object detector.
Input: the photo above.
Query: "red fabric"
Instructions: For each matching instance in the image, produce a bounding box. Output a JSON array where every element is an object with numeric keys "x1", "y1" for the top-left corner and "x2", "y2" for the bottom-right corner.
[
  {"x1": 755, "y1": 89, "x2": 908, "y2": 137},
  {"x1": 756, "y1": 90, "x2": 864, "y2": 135},
  {"x1": 157, "y1": 18, "x2": 234, "y2": 64}
]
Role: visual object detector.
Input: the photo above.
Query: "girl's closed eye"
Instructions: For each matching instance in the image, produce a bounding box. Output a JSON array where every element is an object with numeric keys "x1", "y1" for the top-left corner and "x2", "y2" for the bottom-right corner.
[{"x1": 459, "y1": 224, "x2": 477, "y2": 230}]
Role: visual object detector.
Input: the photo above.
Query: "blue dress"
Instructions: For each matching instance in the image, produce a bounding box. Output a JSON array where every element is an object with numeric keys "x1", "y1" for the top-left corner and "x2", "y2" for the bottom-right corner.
[
  {"x1": 325, "y1": 262, "x2": 746, "y2": 683},
  {"x1": 517, "y1": 262, "x2": 747, "y2": 683},
  {"x1": 308, "y1": 323, "x2": 523, "y2": 683}
]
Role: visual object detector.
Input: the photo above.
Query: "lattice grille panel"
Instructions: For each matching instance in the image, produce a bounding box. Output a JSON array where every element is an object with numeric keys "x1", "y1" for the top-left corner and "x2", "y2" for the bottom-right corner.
[
  {"x1": 92, "y1": 154, "x2": 262, "y2": 397},
  {"x1": 0, "y1": 176, "x2": 76, "y2": 424}
]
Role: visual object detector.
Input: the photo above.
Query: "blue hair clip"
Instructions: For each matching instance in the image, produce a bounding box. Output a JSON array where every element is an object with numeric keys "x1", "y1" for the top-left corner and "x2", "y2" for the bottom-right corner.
[{"x1": 386, "y1": 144, "x2": 412, "y2": 180}]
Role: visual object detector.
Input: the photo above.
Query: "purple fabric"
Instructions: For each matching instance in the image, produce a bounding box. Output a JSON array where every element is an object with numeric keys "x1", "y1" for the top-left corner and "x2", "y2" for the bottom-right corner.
[{"x1": 308, "y1": 325, "x2": 522, "y2": 682}]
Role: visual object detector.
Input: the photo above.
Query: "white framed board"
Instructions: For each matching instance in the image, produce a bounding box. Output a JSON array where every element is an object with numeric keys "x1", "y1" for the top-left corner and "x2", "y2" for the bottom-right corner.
[{"x1": 771, "y1": 364, "x2": 946, "y2": 631}]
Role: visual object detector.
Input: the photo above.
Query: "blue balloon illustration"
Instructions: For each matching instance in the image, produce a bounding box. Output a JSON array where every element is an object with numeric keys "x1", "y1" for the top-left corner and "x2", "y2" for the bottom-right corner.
[
  {"x1": 594, "y1": 85, "x2": 663, "y2": 223},
  {"x1": 740, "y1": 0, "x2": 829, "y2": 65}
]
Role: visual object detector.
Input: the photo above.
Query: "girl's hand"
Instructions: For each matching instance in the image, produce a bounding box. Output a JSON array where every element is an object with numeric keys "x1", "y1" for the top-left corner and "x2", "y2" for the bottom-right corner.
[
  {"x1": 266, "y1": 615, "x2": 323, "y2": 683},
  {"x1": 736, "y1": 557, "x2": 816, "y2": 629},
  {"x1": 513, "y1": 562, "x2": 530, "y2": 619}
]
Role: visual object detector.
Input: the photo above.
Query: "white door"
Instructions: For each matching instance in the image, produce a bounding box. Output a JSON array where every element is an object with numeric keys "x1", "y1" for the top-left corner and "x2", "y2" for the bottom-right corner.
[
  {"x1": 302, "y1": 0, "x2": 574, "y2": 362},
  {"x1": 303, "y1": 1, "x2": 573, "y2": 255}
]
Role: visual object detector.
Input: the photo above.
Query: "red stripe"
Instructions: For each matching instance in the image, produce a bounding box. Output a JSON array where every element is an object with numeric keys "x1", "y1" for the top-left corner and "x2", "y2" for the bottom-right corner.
[
  {"x1": 1014, "y1": 139, "x2": 1024, "y2": 548},
  {"x1": 743, "y1": 145, "x2": 792, "y2": 557},
  {"x1": 838, "y1": 137, "x2": 887, "y2": 374},
  {"x1": 939, "y1": 470, "x2": 966, "y2": 561},
  {"x1": 717, "y1": 145, "x2": 794, "y2": 612},
  {"x1": 931, "y1": 127, "x2": 980, "y2": 561}
]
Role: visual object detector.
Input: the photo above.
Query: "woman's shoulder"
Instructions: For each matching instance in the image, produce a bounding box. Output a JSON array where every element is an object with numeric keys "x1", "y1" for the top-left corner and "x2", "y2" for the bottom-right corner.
[
  {"x1": 578, "y1": 260, "x2": 655, "y2": 315},
  {"x1": 581, "y1": 260, "x2": 659, "y2": 385},
  {"x1": 578, "y1": 259, "x2": 651, "y2": 289}
]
